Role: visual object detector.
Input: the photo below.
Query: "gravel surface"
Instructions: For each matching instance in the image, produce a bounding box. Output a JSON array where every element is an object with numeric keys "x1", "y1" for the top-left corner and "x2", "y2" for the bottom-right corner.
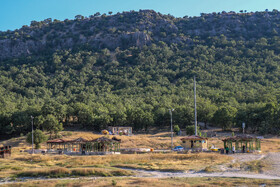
[
  {"x1": 125, "y1": 168, "x2": 280, "y2": 180},
  {"x1": 229, "y1": 153, "x2": 265, "y2": 163},
  {"x1": 263, "y1": 152, "x2": 280, "y2": 177}
]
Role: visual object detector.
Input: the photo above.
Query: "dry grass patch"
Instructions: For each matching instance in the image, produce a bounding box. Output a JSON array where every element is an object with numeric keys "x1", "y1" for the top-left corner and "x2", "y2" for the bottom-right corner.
[
  {"x1": 3, "y1": 177, "x2": 280, "y2": 187},
  {"x1": 261, "y1": 138, "x2": 280, "y2": 153},
  {"x1": 0, "y1": 152, "x2": 231, "y2": 178},
  {"x1": 2, "y1": 131, "x2": 279, "y2": 152},
  {"x1": 1, "y1": 131, "x2": 278, "y2": 180},
  {"x1": 15, "y1": 167, "x2": 132, "y2": 178},
  {"x1": 111, "y1": 153, "x2": 232, "y2": 172},
  {"x1": 241, "y1": 160, "x2": 270, "y2": 173}
]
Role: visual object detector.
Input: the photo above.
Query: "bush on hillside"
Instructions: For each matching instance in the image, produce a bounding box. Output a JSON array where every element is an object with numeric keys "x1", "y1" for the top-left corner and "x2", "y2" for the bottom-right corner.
[
  {"x1": 186, "y1": 125, "x2": 201, "y2": 136},
  {"x1": 26, "y1": 129, "x2": 47, "y2": 149}
]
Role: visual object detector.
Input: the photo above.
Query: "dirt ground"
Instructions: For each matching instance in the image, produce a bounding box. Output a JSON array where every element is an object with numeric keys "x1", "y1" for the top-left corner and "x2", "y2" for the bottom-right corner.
[{"x1": 263, "y1": 152, "x2": 280, "y2": 177}]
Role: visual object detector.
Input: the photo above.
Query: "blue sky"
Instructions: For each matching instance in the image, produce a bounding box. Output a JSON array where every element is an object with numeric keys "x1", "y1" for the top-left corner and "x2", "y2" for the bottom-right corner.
[{"x1": 0, "y1": 0, "x2": 280, "y2": 31}]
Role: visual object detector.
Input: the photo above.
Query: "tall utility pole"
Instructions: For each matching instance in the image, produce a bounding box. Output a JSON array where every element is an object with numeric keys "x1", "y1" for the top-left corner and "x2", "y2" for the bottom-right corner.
[
  {"x1": 31, "y1": 115, "x2": 34, "y2": 154},
  {"x1": 169, "y1": 109, "x2": 174, "y2": 150},
  {"x1": 194, "y1": 76, "x2": 197, "y2": 136}
]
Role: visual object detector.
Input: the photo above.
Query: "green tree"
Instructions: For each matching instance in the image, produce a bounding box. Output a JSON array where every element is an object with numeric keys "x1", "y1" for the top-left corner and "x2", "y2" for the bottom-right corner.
[
  {"x1": 42, "y1": 115, "x2": 63, "y2": 138},
  {"x1": 185, "y1": 125, "x2": 200, "y2": 136},
  {"x1": 26, "y1": 129, "x2": 47, "y2": 149},
  {"x1": 73, "y1": 103, "x2": 95, "y2": 128},
  {"x1": 173, "y1": 125, "x2": 180, "y2": 135},
  {"x1": 212, "y1": 106, "x2": 237, "y2": 130},
  {"x1": 197, "y1": 98, "x2": 217, "y2": 129}
]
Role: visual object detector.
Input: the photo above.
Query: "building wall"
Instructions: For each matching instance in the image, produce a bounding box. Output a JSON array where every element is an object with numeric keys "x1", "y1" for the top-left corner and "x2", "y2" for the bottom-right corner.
[
  {"x1": 109, "y1": 127, "x2": 132, "y2": 135},
  {"x1": 181, "y1": 140, "x2": 208, "y2": 149}
]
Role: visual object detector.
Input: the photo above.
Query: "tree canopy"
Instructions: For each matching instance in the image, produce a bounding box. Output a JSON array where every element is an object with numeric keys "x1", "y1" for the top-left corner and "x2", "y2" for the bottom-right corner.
[{"x1": 1, "y1": 10, "x2": 280, "y2": 137}]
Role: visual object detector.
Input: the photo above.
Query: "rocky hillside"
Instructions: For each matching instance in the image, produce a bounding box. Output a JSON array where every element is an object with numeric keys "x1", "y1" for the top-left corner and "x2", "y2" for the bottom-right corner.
[
  {"x1": 1, "y1": 10, "x2": 280, "y2": 136},
  {"x1": 1, "y1": 9, "x2": 280, "y2": 59}
]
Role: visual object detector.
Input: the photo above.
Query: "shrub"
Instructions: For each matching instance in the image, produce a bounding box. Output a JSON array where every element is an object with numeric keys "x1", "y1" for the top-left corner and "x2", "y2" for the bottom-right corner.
[
  {"x1": 16, "y1": 168, "x2": 132, "y2": 178},
  {"x1": 26, "y1": 129, "x2": 47, "y2": 149},
  {"x1": 112, "y1": 180, "x2": 117, "y2": 186},
  {"x1": 185, "y1": 125, "x2": 201, "y2": 136},
  {"x1": 173, "y1": 125, "x2": 180, "y2": 134},
  {"x1": 65, "y1": 132, "x2": 73, "y2": 136}
]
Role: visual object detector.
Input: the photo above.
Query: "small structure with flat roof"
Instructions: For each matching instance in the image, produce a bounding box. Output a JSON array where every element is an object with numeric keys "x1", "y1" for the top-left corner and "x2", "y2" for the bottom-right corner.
[
  {"x1": 222, "y1": 135, "x2": 261, "y2": 153},
  {"x1": 108, "y1": 126, "x2": 132, "y2": 135},
  {"x1": 180, "y1": 135, "x2": 208, "y2": 151}
]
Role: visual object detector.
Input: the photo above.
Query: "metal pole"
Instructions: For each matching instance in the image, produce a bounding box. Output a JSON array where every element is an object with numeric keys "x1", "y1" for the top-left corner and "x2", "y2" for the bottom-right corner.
[
  {"x1": 194, "y1": 76, "x2": 197, "y2": 136},
  {"x1": 171, "y1": 110, "x2": 173, "y2": 150},
  {"x1": 31, "y1": 116, "x2": 34, "y2": 154},
  {"x1": 242, "y1": 122, "x2": 245, "y2": 134},
  {"x1": 169, "y1": 109, "x2": 174, "y2": 150}
]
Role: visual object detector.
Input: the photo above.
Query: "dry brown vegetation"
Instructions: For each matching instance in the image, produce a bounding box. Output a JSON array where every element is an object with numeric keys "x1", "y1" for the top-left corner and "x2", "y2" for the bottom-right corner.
[
  {"x1": 240, "y1": 160, "x2": 269, "y2": 173},
  {"x1": 261, "y1": 138, "x2": 280, "y2": 153},
  {"x1": 1, "y1": 131, "x2": 279, "y2": 152},
  {"x1": 15, "y1": 167, "x2": 133, "y2": 178},
  {"x1": 3, "y1": 177, "x2": 280, "y2": 187},
  {"x1": 0, "y1": 152, "x2": 231, "y2": 178},
  {"x1": 0, "y1": 131, "x2": 279, "y2": 186}
]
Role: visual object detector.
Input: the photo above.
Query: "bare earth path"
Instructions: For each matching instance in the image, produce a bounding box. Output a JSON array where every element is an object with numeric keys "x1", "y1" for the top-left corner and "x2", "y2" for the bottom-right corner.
[
  {"x1": 1, "y1": 169, "x2": 280, "y2": 186},
  {"x1": 127, "y1": 168, "x2": 280, "y2": 180},
  {"x1": 124, "y1": 153, "x2": 280, "y2": 180},
  {"x1": 263, "y1": 152, "x2": 280, "y2": 177},
  {"x1": 230, "y1": 153, "x2": 265, "y2": 163}
]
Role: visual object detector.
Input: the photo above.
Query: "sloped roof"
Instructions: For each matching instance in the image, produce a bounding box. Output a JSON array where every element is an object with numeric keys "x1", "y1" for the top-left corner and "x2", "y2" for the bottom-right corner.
[
  {"x1": 89, "y1": 136, "x2": 119, "y2": 143},
  {"x1": 222, "y1": 135, "x2": 259, "y2": 141},
  {"x1": 47, "y1": 137, "x2": 121, "y2": 144},
  {"x1": 47, "y1": 139, "x2": 67, "y2": 143},
  {"x1": 181, "y1": 135, "x2": 208, "y2": 141},
  {"x1": 112, "y1": 136, "x2": 121, "y2": 142},
  {"x1": 68, "y1": 137, "x2": 88, "y2": 143}
]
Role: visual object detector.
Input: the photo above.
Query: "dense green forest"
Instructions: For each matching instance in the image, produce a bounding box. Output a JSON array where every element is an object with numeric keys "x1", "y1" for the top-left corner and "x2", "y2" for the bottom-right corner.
[{"x1": 0, "y1": 10, "x2": 280, "y2": 137}]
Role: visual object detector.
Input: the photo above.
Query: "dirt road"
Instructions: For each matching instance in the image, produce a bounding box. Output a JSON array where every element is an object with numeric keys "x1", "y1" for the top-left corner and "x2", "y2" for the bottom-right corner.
[{"x1": 128, "y1": 168, "x2": 280, "y2": 180}]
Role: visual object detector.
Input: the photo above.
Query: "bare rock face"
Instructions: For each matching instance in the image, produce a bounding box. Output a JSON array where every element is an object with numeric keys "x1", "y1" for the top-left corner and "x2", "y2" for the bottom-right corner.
[
  {"x1": 0, "y1": 39, "x2": 43, "y2": 59},
  {"x1": 0, "y1": 31, "x2": 153, "y2": 60},
  {"x1": 120, "y1": 32, "x2": 152, "y2": 48},
  {"x1": 1, "y1": 10, "x2": 280, "y2": 59}
]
